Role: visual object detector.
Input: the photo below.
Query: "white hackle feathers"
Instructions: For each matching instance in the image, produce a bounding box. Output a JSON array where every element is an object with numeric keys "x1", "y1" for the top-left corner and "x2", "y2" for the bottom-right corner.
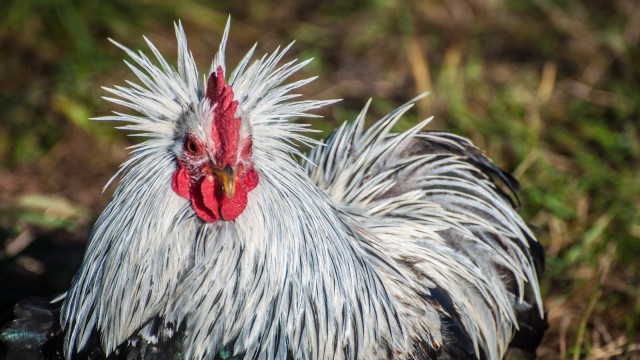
[{"x1": 59, "y1": 19, "x2": 544, "y2": 360}]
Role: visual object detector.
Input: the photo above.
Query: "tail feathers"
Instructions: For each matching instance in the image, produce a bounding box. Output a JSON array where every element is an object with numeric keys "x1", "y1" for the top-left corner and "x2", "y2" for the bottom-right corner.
[
  {"x1": 507, "y1": 307, "x2": 549, "y2": 357},
  {"x1": 0, "y1": 296, "x2": 65, "y2": 360}
]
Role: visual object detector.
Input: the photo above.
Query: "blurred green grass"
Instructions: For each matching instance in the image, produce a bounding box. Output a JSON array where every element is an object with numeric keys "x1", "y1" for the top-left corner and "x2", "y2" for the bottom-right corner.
[{"x1": 1, "y1": 0, "x2": 638, "y2": 358}]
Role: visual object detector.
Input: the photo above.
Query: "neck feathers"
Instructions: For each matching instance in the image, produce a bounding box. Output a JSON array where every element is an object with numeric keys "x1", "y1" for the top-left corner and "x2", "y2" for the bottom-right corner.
[{"x1": 62, "y1": 156, "x2": 408, "y2": 359}]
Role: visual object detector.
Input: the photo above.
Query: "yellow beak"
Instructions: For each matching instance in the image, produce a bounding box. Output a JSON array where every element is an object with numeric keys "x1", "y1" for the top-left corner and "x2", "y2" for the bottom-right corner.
[{"x1": 214, "y1": 164, "x2": 236, "y2": 198}]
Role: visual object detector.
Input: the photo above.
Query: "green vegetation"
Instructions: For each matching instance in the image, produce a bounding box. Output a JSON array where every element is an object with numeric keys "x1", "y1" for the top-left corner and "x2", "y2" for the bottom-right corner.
[{"x1": 1, "y1": 0, "x2": 638, "y2": 358}]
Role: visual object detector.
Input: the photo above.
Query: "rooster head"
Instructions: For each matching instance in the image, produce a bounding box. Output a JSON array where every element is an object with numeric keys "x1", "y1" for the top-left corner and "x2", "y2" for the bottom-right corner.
[
  {"x1": 98, "y1": 19, "x2": 332, "y2": 225},
  {"x1": 171, "y1": 66, "x2": 258, "y2": 222}
]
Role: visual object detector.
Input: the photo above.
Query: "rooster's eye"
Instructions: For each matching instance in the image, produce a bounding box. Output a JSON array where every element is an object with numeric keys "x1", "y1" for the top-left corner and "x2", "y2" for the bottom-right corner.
[{"x1": 184, "y1": 137, "x2": 198, "y2": 155}]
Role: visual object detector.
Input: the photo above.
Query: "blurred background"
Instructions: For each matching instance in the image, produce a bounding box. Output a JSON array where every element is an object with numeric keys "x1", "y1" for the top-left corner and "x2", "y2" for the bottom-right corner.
[{"x1": 0, "y1": 0, "x2": 638, "y2": 358}]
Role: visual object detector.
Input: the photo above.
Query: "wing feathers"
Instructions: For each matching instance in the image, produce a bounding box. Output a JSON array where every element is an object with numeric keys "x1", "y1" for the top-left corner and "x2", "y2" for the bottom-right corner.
[{"x1": 307, "y1": 100, "x2": 545, "y2": 359}]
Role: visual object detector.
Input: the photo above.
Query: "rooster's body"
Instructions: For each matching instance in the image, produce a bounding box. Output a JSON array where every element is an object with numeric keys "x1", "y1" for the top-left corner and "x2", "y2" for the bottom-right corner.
[{"x1": 1, "y1": 21, "x2": 546, "y2": 360}]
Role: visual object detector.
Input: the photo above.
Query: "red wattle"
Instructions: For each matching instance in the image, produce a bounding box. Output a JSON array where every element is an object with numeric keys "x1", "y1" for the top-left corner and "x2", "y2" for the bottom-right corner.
[
  {"x1": 189, "y1": 175, "x2": 219, "y2": 223},
  {"x1": 200, "y1": 175, "x2": 218, "y2": 215},
  {"x1": 219, "y1": 191, "x2": 247, "y2": 221},
  {"x1": 219, "y1": 167, "x2": 258, "y2": 221},
  {"x1": 171, "y1": 159, "x2": 259, "y2": 222}
]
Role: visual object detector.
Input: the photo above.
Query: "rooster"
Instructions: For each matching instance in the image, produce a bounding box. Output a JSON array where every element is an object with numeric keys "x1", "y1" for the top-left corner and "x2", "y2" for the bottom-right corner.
[{"x1": 1, "y1": 19, "x2": 547, "y2": 360}]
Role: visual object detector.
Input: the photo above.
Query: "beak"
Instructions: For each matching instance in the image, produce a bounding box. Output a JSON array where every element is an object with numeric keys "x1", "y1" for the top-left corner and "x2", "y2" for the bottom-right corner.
[{"x1": 214, "y1": 164, "x2": 236, "y2": 198}]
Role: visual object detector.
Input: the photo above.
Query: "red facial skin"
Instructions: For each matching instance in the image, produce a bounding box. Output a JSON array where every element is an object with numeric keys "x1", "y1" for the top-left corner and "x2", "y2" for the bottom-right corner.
[{"x1": 171, "y1": 67, "x2": 259, "y2": 222}]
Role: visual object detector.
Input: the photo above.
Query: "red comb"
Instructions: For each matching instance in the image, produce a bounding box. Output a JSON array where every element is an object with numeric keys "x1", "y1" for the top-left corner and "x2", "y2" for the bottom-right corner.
[{"x1": 206, "y1": 66, "x2": 241, "y2": 166}]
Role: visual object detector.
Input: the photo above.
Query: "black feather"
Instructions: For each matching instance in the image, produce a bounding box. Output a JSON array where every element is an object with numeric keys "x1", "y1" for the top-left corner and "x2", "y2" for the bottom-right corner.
[{"x1": 0, "y1": 296, "x2": 65, "y2": 360}]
